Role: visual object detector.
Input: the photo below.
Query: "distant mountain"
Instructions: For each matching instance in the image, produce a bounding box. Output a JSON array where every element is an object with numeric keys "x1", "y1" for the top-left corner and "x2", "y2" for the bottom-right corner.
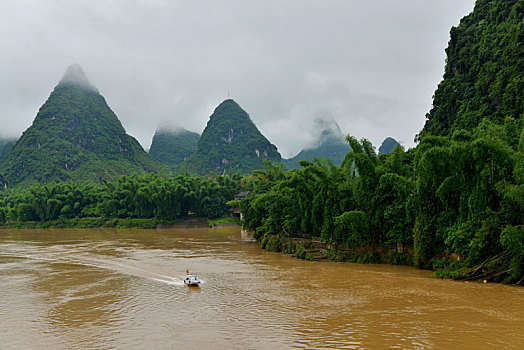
[
  {"x1": 420, "y1": 0, "x2": 523, "y2": 137},
  {"x1": 0, "y1": 138, "x2": 16, "y2": 164},
  {"x1": 149, "y1": 127, "x2": 200, "y2": 165},
  {"x1": 0, "y1": 64, "x2": 160, "y2": 187},
  {"x1": 181, "y1": 99, "x2": 281, "y2": 174},
  {"x1": 284, "y1": 116, "x2": 350, "y2": 169},
  {"x1": 378, "y1": 137, "x2": 400, "y2": 155}
]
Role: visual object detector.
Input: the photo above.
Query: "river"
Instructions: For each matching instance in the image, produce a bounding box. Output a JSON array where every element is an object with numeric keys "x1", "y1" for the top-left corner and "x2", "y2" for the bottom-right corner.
[{"x1": 0, "y1": 227, "x2": 522, "y2": 349}]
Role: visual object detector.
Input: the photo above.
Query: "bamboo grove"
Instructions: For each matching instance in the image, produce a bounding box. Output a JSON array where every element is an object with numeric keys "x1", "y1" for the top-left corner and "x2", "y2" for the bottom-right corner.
[
  {"x1": 0, "y1": 173, "x2": 240, "y2": 224},
  {"x1": 240, "y1": 118, "x2": 523, "y2": 285}
]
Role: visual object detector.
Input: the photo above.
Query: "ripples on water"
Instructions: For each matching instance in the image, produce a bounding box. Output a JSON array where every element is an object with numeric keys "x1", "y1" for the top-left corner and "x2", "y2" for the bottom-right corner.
[{"x1": 0, "y1": 227, "x2": 523, "y2": 349}]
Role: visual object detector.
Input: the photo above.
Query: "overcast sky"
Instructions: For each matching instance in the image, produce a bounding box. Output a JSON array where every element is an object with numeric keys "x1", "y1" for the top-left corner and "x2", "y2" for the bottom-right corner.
[{"x1": 0, "y1": 0, "x2": 475, "y2": 157}]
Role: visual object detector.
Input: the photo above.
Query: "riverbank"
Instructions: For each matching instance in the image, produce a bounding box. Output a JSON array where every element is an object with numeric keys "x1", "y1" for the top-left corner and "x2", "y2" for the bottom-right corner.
[
  {"x1": 261, "y1": 234, "x2": 413, "y2": 266},
  {"x1": 0, "y1": 216, "x2": 242, "y2": 230},
  {"x1": 0, "y1": 217, "x2": 178, "y2": 229},
  {"x1": 256, "y1": 233, "x2": 523, "y2": 285}
]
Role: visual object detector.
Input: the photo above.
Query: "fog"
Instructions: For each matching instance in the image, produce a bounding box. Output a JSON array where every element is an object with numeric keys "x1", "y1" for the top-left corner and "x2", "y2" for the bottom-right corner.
[
  {"x1": 59, "y1": 64, "x2": 98, "y2": 92},
  {"x1": 0, "y1": 0, "x2": 476, "y2": 157},
  {"x1": 155, "y1": 120, "x2": 198, "y2": 136}
]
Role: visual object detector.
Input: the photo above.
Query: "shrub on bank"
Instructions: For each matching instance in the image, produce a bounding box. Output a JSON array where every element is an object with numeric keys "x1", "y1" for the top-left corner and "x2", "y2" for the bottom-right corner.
[
  {"x1": 265, "y1": 235, "x2": 282, "y2": 252},
  {"x1": 261, "y1": 233, "x2": 269, "y2": 249},
  {"x1": 294, "y1": 248, "x2": 314, "y2": 261},
  {"x1": 283, "y1": 241, "x2": 297, "y2": 254}
]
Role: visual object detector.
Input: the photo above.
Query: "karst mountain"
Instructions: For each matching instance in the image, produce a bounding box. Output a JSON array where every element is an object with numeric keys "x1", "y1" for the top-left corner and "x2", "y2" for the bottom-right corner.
[
  {"x1": 284, "y1": 116, "x2": 351, "y2": 169},
  {"x1": 149, "y1": 127, "x2": 200, "y2": 166},
  {"x1": 180, "y1": 99, "x2": 281, "y2": 174},
  {"x1": 378, "y1": 137, "x2": 400, "y2": 155},
  {"x1": 0, "y1": 64, "x2": 159, "y2": 186}
]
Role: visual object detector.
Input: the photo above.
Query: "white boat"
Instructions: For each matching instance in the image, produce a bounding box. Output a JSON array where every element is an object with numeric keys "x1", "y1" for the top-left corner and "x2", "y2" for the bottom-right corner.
[{"x1": 184, "y1": 270, "x2": 201, "y2": 286}]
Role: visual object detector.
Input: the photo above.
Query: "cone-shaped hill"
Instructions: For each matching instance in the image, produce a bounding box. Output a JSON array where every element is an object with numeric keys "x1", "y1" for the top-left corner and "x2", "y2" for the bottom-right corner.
[
  {"x1": 0, "y1": 64, "x2": 160, "y2": 187},
  {"x1": 378, "y1": 137, "x2": 400, "y2": 155},
  {"x1": 284, "y1": 116, "x2": 350, "y2": 169},
  {"x1": 149, "y1": 127, "x2": 200, "y2": 166},
  {"x1": 181, "y1": 99, "x2": 281, "y2": 174}
]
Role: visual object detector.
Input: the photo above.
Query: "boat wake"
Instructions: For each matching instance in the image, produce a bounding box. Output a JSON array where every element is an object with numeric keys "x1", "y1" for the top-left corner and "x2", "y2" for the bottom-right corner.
[
  {"x1": 151, "y1": 277, "x2": 185, "y2": 286},
  {"x1": 0, "y1": 250, "x2": 186, "y2": 287}
]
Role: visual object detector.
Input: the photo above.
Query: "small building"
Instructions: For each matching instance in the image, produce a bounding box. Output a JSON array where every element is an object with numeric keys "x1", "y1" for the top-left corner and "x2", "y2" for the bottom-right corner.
[
  {"x1": 229, "y1": 191, "x2": 250, "y2": 219},
  {"x1": 233, "y1": 191, "x2": 250, "y2": 201}
]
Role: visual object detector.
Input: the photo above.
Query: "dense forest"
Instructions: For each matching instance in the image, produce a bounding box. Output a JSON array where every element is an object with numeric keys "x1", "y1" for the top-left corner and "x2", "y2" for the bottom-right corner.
[
  {"x1": 0, "y1": 173, "x2": 240, "y2": 225},
  {"x1": 240, "y1": 118, "x2": 523, "y2": 284},
  {"x1": 239, "y1": 0, "x2": 523, "y2": 284}
]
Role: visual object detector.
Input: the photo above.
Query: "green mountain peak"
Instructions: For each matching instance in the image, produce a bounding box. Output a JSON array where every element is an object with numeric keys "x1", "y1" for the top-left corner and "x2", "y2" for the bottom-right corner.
[
  {"x1": 284, "y1": 115, "x2": 350, "y2": 169},
  {"x1": 149, "y1": 125, "x2": 200, "y2": 165},
  {"x1": 180, "y1": 99, "x2": 281, "y2": 174},
  {"x1": 0, "y1": 65, "x2": 159, "y2": 187},
  {"x1": 378, "y1": 137, "x2": 400, "y2": 155},
  {"x1": 58, "y1": 64, "x2": 98, "y2": 92}
]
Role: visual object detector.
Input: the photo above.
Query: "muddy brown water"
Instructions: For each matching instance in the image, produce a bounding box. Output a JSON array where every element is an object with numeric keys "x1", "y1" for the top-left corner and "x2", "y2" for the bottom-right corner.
[{"x1": 0, "y1": 227, "x2": 522, "y2": 349}]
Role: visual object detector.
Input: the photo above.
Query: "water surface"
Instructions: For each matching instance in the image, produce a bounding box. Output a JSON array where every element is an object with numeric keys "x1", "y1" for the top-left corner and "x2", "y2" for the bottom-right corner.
[{"x1": 1, "y1": 227, "x2": 522, "y2": 349}]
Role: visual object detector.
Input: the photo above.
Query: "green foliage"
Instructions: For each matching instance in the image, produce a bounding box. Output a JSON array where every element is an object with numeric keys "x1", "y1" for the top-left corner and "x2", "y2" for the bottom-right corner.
[
  {"x1": 208, "y1": 216, "x2": 240, "y2": 226},
  {"x1": 499, "y1": 225, "x2": 524, "y2": 283},
  {"x1": 0, "y1": 173, "x2": 240, "y2": 225},
  {"x1": 283, "y1": 241, "x2": 297, "y2": 254},
  {"x1": 0, "y1": 217, "x2": 176, "y2": 229},
  {"x1": 242, "y1": 119, "x2": 522, "y2": 283},
  {"x1": 413, "y1": 118, "x2": 523, "y2": 283},
  {"x1": 335, "y1": 211, "x2": 370, "y2": 247},
  {"x1": 243, "y1": 136, "x2": 413, "y2": 250},
  {"x1": 180, "y1": 99, "x2": 281, "y2": 175},
  {"x1": 0, "y1": 138, "x2": 16, "y2": 164},
  {"x1": 265, "y1": 235, "x2": 282, "y2": 252},
  {"x1": 431, "y1": 258, "x2": 468, "y2": 279},
  {"x1": 294, "y1": 248, "x2": 314, "y2": 261},
  {"x1": 375, "y1": 173, "x2": 414, "y2": 245},
  {"x1": 149, "y1": 128, "x2": 200, "y2": 165},
  {"x1": 421, "y1": 0, "x2": 523, "y2": 137}
]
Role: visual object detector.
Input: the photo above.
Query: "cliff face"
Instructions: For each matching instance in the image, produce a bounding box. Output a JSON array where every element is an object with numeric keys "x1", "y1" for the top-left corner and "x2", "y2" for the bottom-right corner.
[{"x1": 420, "y1": 0, "x2": 523, "y2": 138}]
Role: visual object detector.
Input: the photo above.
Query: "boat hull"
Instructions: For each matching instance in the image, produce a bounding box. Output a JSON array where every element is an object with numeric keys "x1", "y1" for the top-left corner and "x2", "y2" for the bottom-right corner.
[{"x1": 185, "y1": 282, "x2": 200, "y2": 287}]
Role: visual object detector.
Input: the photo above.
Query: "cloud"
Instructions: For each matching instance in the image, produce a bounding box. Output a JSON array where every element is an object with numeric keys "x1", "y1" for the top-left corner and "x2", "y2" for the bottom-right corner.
[{"x1": 0, "y1": 0, "x2": 476, "y2": 155}]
